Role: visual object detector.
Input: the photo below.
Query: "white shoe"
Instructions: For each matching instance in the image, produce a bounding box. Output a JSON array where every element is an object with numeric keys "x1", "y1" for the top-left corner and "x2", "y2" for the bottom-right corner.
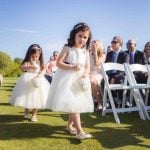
[
  {"x1": 95, "y1": 103, "x2": 103, "y2": 111},
  {"x1": 24, "y1": 112, "x2": 30, "y2": 119},
  {"x1": 31, "y1": 116, "x2": 38, "y2": 122},
  {"x1": 76, "y1": 132, "x2": 92, "y2": 140}
]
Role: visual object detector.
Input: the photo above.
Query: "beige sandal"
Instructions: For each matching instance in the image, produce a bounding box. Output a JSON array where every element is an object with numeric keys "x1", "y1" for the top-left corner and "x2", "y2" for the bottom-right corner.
[{"x1": 66, "y1": 128, "x2": 77, "y2": 135}]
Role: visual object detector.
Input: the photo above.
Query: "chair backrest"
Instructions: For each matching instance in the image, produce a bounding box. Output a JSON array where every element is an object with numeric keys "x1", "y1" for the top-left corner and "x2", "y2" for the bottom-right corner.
[
  {"x1": 146, "y1": 64, "x2": 150, "y2": 84},
  {"x1": 101, "y1": 63, "x2": 126, "y2": 88},
  {"x1": 124, "y1": 64, "x2": 148, "y2": 85},
  {"x1": 128, "y1": 64, "x2": 148, "y2": 72},
  {"x1": 101, "y1": 62, "x2": 125, "y2": 72}
]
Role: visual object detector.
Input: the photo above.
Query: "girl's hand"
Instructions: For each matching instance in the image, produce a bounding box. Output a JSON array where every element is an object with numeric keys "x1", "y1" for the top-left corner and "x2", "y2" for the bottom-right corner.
[
  {"x1": 82, "y1": 74, "x2": 88, "y2": 78},
  {"x1": 36, "y1": 74, "x2": 41, "y2": 78},
  {"x1": 31, "y1": 61, "x2": 38, "y2": 70},
  {"x1": 91, "y1": 41, "x2": 98, "y2": 54},
  {"x1": 31, "y1": 65, "x2": 38, "y2": 70},
  {"x1": 71, "y1": 63, "x2": 82, "y2": 71}
]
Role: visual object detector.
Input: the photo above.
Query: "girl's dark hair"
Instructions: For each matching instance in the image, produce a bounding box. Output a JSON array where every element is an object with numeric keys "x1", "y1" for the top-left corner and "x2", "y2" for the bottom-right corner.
[
  {"x1": 21, "y1": 44, "x2": 44, "y2": 70},
  {"x1": 66, "y1": 22, "x2": 92, "y2": 50}
]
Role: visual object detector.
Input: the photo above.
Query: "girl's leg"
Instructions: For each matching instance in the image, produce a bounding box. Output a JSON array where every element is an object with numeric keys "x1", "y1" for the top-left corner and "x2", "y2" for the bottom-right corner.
[
  {"x1": 71, "y1": 113, "x2": 92, "y2": 139},
  {"x1": 67, "y1": 114, "x2": 76, "y2": 129},
  {"x1": 24, "y1": 108, "x2": 30, "y2": 113},
  {"x1": 90, "y1": 77, "x2": 97, "y2": 98},
  {"x1": 31, "y1": 109, "x2": 38, "y2": 122},
  {"x1": 70, "y1": 113, "x2": 84, "y2": 134},
  {"x1": 24, "y1": 108, "x2": 30, "y2": 118},
  {"x1": 95, "y1": 85, "x2": 103, "y2": 104},
  {"x1": 91, "y1": 78, "x2": 103, "y2": 110},
  {"x1": 66, "y1": 114, "x2": 77, "y2": 134}
]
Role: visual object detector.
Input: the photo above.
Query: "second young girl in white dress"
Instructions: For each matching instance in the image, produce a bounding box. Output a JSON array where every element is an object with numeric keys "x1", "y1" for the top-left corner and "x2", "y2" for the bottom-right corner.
[{"x1": 10, "y1": 44, "x2": 50, "y2": 122}]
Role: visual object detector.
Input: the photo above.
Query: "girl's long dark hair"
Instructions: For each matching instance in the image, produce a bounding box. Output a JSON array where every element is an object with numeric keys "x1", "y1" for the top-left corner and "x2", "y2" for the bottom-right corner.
[
  {"x1": 66, "y1": 22, "x2": 92, "y2": 50},
  {"x1": 21, "y1": 44, "x2": 44, "y2": 70}
]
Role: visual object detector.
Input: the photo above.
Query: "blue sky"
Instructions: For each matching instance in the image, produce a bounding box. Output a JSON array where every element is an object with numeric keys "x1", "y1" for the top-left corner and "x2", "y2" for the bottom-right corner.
[{"x1": 0, "y1": 0, "x2": 150, "y2": 62}]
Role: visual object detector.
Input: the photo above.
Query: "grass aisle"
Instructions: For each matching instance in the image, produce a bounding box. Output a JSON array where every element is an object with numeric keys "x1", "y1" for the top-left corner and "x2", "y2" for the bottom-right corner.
[{"x1": 0, "y1": 77, "x2": 150, "y2": 150}]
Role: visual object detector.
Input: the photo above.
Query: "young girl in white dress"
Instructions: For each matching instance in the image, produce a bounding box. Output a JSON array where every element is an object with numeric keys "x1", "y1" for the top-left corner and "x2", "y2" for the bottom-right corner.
[
  {"x1": 46, "y1": 23, "x2": 94, "y2": 140},
  {"x1": 10, "y1": 44, "x2": 50, "y2": 122}
]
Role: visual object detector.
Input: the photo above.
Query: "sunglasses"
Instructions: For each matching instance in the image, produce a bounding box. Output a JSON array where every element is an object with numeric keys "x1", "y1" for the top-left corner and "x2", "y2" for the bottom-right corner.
[
  {"x1": 145, "y1": 46, "x2": 150, "y2": 49},
  {"x1": 111, "y1": 41, "x2": 119, "y2": 44},
  {"x1": 127, "y1": 43, "x2": 135, "y2": 45}
]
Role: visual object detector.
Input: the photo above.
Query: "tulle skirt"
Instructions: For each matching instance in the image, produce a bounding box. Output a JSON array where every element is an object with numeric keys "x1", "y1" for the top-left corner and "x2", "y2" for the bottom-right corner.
[
  {"x1": 46, "y1": 68, "x2": 94, "y2": 113},
  {"x1": 10, "y1": 72, "x2": 50, "y2": 109}
]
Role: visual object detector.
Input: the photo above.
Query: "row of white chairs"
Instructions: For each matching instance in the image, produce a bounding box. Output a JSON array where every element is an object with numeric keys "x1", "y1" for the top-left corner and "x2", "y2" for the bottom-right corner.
[{"x1": 101, "y1": 63, "x2": 150, "y2": 124}]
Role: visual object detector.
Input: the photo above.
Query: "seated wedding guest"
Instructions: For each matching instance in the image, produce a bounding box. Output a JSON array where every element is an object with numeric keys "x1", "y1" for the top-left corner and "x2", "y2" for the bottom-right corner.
[
  {"x1": 125, "y1": 39, "x2": 144, "y2": 64},
  {"x1": 138, "y1": 42, "x2": 150, "y2": 83},
  {"x1": 90, "y1": 40, "x2": 106, "y2": 111},
  {"x1": 45, "y1": 51, "x2": 59, "y2": 83},
  {"x1": 125, "y1": 39, "x2": 145, "y2": 83},
  {"x1": 143, "y1": 42, "x2": 150, "y2": 64},
  {"x1": 105, "y1": 36, "x2": 129, "y2": 107},
  {"x1": 143, "y1": 42, "x2": 150, "y2": 105},
  {"x1": 106, "y1": 36, "x2": 129, "y2": 82}
]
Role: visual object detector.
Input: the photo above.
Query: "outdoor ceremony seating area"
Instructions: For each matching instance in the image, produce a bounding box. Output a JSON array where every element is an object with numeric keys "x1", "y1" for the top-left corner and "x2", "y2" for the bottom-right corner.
[{"x1": 101, "y1": 63, "x2": 150, "y2": 124}]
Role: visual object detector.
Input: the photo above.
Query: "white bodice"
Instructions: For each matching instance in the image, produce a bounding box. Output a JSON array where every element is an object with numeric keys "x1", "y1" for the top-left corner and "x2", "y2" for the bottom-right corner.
[
  {"x1": 65, "y1": 47, "x2": 87, "y2": 66},
  {"x1": 32, "y1": 61, "x2": 40, "y2": 73}
]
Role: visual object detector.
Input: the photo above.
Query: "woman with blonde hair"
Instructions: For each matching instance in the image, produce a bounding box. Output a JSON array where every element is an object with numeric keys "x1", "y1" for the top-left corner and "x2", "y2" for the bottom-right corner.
[{"x1": 90, "y1": 40, "x2": 106, "y2": 111}]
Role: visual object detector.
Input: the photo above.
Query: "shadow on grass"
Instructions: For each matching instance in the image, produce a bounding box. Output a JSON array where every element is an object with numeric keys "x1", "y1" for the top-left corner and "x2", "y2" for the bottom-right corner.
[
  {"x1": 0, "y1": 115, "x2": 25, "y2": 123},
  {"x1": 0, "y1": 114, "x2": 82, "y2": 144},
  {"x1": 45, "y1": 112, "x2": 150, "y2": 148},
  {"x1": 0, "y1": 84, "x2": 15, "y2": 91},
  {"x1": 0, "y1": 112, "x2": 150, "y2": 148},
  {"x1": 1, "y1": 85, "x2": 15, "y2": 88},
  {"x1": 80, "y1": 112, "x2": 150, "y2": 149},
  {"x1": 0, "y1": 102, "x2": 10, "y2": 106},
  {"x1": 0, "y1": 88, "x2": 13, "y2": 91},
  {"x1": 92, "y1": 126, "x2": 150, "y2": 149}
]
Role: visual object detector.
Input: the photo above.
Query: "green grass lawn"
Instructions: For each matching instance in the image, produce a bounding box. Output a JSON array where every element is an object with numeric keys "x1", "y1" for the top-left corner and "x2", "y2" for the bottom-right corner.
[{"x1": 0, "y1": 77, "x2": 150, "y2": 150}]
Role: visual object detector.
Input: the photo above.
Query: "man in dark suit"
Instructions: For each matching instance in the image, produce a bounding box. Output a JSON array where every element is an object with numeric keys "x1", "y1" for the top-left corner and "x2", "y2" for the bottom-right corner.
[
  {"x1": 125, "y1": 39, "x2": 145, "y2": 83},
  {"x1": 125, "y1": 39, "x2": 144, "y2": 64},
  {"x1": 103, "y1": 36, "x2": 129, "y2": 107},
  {"x1": 106, "y1": 36, "x2": 129, "y2": 82}
]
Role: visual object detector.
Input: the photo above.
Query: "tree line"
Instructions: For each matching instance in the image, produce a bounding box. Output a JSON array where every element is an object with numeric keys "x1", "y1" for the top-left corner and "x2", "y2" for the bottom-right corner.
[{"x1": 0, "y1": 51, "x2": 22, "y2": 77}]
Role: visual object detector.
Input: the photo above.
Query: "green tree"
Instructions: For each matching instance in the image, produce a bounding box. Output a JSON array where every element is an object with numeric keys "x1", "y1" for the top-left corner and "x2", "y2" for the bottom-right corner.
[
  {"x1": 0, "y1": 51, "x2": 22, "y2": 76},
  {"x1": 14, "y1": 57, "x2": 23, "y2": 65},
  {"x1": 0, "y1": 51, "x2": 13, "y2": 76}
]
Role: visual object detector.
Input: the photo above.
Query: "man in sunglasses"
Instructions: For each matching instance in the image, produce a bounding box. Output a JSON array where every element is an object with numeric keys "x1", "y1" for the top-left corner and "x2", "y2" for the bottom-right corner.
[
  {"x1": 104, "y1": 36, "x2": 129, "y2": 107},
  {"x1": 106, "y1": 36, "x2": 129, "y2": 79}
]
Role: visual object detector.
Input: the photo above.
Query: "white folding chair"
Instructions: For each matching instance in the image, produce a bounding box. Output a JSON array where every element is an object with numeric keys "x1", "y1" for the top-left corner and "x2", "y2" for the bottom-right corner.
[
  {"x1": 101, "y1": 63, "x2": 146, "y2": 124},
  {"x1": 124, "y1": 63, "x2": 150, "y2": 119},
  {"x1": 143, "y1": 65, "x2": 150, "y2": 111}
]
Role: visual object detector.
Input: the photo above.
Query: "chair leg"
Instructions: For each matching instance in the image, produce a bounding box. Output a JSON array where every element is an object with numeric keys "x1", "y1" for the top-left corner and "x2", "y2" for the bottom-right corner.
[
  {"x1": 107, "y1": 89, "x2": 120, "y2": 124},
  {"x1": 102, "y1": 89, "x2": 107, "y2": 116},
  {"x1": 136, "y1": 89, "x2": 150, "y2": 120},
  {"x1": 122, "y1": 89, "x2": 127, "y2": 108},
  {"x1": 131, "y1": 89, "x2": 147, "y2": 120},
  {"x1": 145, "y1": 89, "x2": 149, "y2": 106}
]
